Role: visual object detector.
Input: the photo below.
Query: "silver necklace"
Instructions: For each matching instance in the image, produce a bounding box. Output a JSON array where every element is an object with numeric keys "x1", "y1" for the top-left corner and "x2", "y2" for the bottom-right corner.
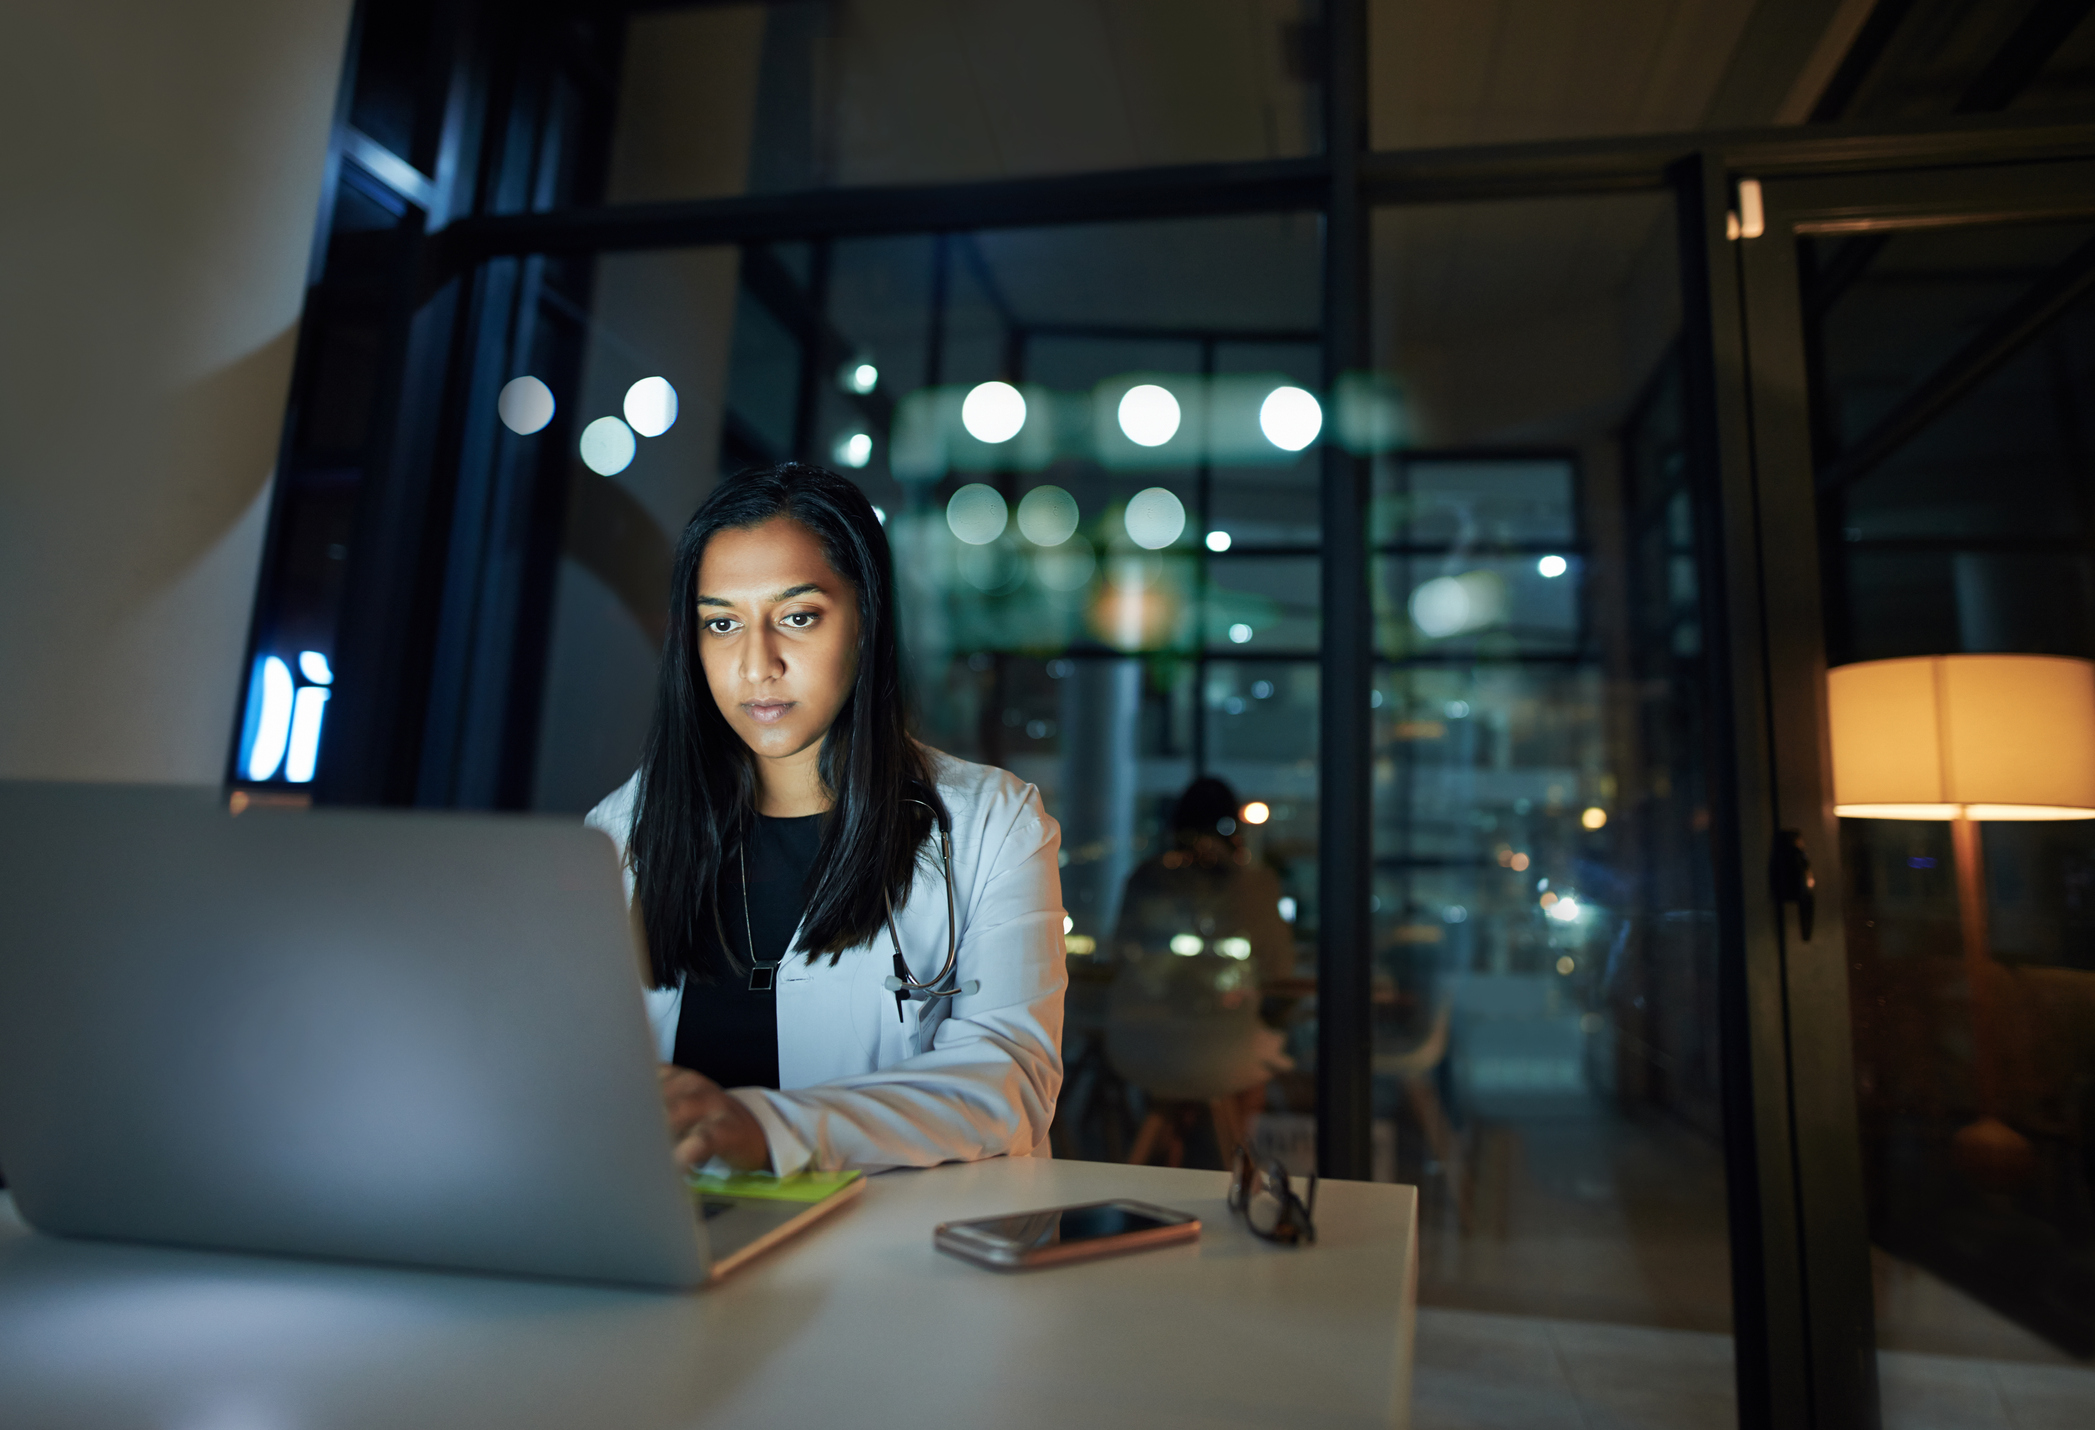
[{"x1": 741, "y1": 841, "x2": 780, "y2": 992}]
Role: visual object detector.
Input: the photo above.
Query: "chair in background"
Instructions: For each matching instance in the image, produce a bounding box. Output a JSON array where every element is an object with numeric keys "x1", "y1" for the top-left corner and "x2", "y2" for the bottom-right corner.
[{"x1": 1373, "y1": 1003, "x2": 1469, "y2": 1229}]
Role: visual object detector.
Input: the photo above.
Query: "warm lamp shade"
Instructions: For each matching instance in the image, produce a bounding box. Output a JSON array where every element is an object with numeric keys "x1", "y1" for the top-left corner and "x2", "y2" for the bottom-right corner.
[{"x1": 1827, "y1": 654, "x2": 2095, "y2": 820}]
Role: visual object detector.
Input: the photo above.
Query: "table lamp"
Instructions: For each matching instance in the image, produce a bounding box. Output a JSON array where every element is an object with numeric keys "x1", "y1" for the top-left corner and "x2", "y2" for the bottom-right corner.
[{"x1": 1827, "y1": 653, "x2": 2095, "y2": 1191}]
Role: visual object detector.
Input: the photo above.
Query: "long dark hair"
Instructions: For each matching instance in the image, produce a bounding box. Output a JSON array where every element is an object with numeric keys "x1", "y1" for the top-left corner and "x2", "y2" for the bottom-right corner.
[{"x1": 629, "y1": 463, "x2": 943, "y2": 987}]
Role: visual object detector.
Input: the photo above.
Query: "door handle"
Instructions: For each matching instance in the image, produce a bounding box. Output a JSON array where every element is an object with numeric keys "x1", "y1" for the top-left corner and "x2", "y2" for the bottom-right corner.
[{"x1": 1771, "y1": 829, "x2": 1815, "y2": 942}]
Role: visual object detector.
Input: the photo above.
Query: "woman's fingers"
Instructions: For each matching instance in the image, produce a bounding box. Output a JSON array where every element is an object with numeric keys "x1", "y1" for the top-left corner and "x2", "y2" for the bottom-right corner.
[{"x1": 658, "y1": 1064, "x2": 769, "y2": 1170}]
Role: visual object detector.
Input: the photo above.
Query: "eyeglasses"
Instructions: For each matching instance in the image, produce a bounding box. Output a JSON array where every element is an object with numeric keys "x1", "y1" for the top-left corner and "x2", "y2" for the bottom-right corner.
[{"x1": 1229, "y1": 1145, "x2": 1318, "y2": 1246}]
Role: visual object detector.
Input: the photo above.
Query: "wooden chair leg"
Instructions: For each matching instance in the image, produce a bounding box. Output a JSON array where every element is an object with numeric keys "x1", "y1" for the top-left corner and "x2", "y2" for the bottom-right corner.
[
  {"x1": 1208, "y1": 1096, "x2": 1247, "y2": 1164},
  {"x1": 1403, "y1": 1074, "x2": 1470, "y2": 1231},
  {"x1": 1127, "y1": 1111, "x2": 1169, "y2": 1167}
]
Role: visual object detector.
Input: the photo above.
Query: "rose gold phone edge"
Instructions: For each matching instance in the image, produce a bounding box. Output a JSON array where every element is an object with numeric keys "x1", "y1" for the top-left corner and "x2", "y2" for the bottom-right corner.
[{"x1": 932, "y1": 1198, "x2": 1201, "y2": 1271}]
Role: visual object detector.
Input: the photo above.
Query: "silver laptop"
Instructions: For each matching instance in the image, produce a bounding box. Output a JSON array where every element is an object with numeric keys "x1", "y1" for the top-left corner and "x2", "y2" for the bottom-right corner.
[{"x1": 0, "y1": 781, "x2": 859, "y2": 1289}]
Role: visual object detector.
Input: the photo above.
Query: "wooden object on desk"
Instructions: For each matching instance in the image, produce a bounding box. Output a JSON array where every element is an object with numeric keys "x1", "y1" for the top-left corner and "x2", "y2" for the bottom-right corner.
[{"x1": 0, "y1": 1156, "x2": 1418, "y2": 1430}]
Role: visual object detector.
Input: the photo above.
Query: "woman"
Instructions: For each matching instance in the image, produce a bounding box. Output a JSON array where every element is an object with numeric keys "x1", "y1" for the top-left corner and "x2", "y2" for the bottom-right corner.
[{"x1": 585, "y1": 463, "x2": 1066, "y2": 1176}]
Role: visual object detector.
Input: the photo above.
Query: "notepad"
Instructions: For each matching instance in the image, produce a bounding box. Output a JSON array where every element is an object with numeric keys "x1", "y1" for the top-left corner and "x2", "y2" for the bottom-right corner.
[{"x1": 688, "y1": 1168, "x2": 865, "y2": 1203}]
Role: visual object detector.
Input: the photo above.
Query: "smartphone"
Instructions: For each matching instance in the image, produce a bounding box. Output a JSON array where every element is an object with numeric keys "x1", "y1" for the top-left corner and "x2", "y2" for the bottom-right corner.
[{"x1": 933, "y1": 1198, "x2": 1200, "y2": 1271}]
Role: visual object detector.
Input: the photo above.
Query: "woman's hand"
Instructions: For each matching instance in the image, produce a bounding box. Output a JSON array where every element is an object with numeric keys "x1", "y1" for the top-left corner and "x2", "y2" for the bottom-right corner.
[{"x1": 659, "y1": 1065, "x2": 771, "y2": 1170}]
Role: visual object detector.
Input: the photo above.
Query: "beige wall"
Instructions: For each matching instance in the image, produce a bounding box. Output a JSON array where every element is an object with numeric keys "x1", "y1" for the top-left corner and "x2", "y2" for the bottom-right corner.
[{"x1": 0, "y1": 0, "x2": 353, "y2": 783}]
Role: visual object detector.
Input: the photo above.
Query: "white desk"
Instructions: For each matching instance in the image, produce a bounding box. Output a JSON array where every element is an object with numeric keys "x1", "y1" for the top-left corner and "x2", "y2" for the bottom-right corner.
[{"x1": 0, "y1": 1158, "x2": 1416, "y2": 1429}]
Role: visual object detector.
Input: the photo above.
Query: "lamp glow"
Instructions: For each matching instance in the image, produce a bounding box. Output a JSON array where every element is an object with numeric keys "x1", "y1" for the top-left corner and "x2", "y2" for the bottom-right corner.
[
  {"x1": 1259, "y1": 386, "x2": 1322, "y2": 452},
  {"x1": 1205, "y1": 530, "x2": 1231, "y2": 552},
  {"x1": 298, "y1": 651, "x2": 333, "y2": 685},
  {"x1": 961, "y1": 381, "x2": 1027, "y2": 443},
  {"x1": 1169, "y1": 934, "x2": 1204, "y2": 956},
  {"x1": 1241, "y1": 801, "x2": 1271, "y2": 825},
  {"x1": 1117, "y1": 384, "x2": 1181, "y2": 447},
  {"x1": 1228, "y1": 622, "x2": 1253, "y2": 644},
  {"x1": 1538, "y1": 555, "x2": 1569, "y2": 578},
  {"x1": 843, "y1": 362, "x2": 879, "y2": 394},
  {"x1": 1828, "y1": 655, "x2": 2095, "y2": 820}
]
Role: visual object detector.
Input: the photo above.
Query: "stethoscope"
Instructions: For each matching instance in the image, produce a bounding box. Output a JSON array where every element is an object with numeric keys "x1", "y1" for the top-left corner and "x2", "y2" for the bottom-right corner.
[{"x1": 879, "y1": 797, "x2": 976, "y2": 1020}]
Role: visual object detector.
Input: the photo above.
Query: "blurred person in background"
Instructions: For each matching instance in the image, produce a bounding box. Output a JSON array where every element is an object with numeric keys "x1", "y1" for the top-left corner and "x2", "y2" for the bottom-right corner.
[{"x1": 1105, "y1": 777, "x2": 1294, "y2": 1165}]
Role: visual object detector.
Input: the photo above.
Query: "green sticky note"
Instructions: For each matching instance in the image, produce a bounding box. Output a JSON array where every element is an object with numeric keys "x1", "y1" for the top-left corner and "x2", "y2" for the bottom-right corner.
[{"x1": 688, "y1": 1168, "x2": 864, "y2": 1202}]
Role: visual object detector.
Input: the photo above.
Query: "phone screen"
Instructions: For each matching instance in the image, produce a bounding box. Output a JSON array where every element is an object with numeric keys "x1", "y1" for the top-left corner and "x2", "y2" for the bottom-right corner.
[{"x1": 968, "y1": 1203, "x2": 1174, "y2": 1250}]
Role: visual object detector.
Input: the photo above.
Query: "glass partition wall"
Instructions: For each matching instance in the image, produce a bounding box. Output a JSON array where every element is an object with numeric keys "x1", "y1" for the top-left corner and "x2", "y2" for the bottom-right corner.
[{"x1": 1367, "y1": 196, "x2": 1735, "y2": 1348}]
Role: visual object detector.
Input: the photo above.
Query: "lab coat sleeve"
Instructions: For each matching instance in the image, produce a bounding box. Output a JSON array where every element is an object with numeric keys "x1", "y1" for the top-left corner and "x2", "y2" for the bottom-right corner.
[{"x1": 730, "y1": 782, "x2": 1068, "y2": 1174}]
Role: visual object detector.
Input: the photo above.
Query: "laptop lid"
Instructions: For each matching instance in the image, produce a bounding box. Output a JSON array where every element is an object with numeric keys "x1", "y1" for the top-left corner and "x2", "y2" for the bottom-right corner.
[{"x1": 0, "y1": 782, "x2": 709, "y2": 1289}]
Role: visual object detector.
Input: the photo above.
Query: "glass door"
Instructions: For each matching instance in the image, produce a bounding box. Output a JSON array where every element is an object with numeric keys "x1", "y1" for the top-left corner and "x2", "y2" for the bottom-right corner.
[{"x1": 1735, "y1": 153, "x2": 2095, "y2": 1427}]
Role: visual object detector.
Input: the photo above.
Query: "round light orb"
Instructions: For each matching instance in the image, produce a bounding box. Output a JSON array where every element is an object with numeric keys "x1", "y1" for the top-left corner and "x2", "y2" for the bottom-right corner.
[
  {"x1": 497, "y1": 376, "x2": 555, "y2": 435},
  {"x1": 1228, "y1": 622, "x2": 1253, "y2": 644},
  {"x1": 1117, "y1": 384, "x2": 1181, "y2": 447},
  {"x1": 961, "y1": 381, "x2": 1027, "y2": 443},
  {"x1": 946, "y1": 483, "x2": 1009, "y2": 545},
  {"x1": 1549, "y1": 900, "x2": 1581, "y2": 925},
  {"x1": 1034, "y1": 538, "x2": 1097, "y2": 592},
  {"x1": 298, "y1": 651, "x2": 333, "y2": 685},
  {"x1": 1537, "y1": 554, "x2": 1569, "y2": 578},
  {"x1": 1581, "y1": 806, "x2": 1607, "y2": 830},
  {"x1": 841, "y1": 361, "x2": 879, "y2": 394},
  {"x1": 1169, "y1": 933, "x2": 1204, "y2": 957},
  {"x1": 834, "y1": 431, "x2": 873, "y2": 469},
  {"x1": 1205, "y1": 530, "x2": 1232, "y2": 552},
  {"x1": 579, "y1": 416, "x2": 636, "y2": 476},
  {"x1": 622, "y1": 376, "x2": 678, "y2": 437},
  {"x1": 1017, "y1": 485, "x2": 1080, "y2": 546},
  {"x1": 1259, "y1": 385, "x2": 1323, "y2": 452},
  {"x1": 1123, "y1": 487, "x2": 1186, "y2": 550},
  {"x1": 1409, "y1": 575, "x2": 1472, "y2": 638},
  {"x1": 1241, "y1": 800, "x2": 1271, "y2": 825}
]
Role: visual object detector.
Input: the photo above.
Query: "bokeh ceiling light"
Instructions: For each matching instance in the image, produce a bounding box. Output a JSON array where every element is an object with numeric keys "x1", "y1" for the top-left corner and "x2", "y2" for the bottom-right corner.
[
  {"x1": 1017, "y1": 485, "x2": 1080, "y2": 546},
  {"x1": 842, "y1": 361, "x2": 879, "y2": 394},
  {"x1": 1410, "y1": 571, "x2": 1507, "y2": 638},
  {"x1": 946, "y1": 483, "x2": 1009, "y2": 545},
  {"x1": 1123, "y1": 487, "x2": 1186, "y2": 550},
  {"x1": 961, "y1": 381, "x2": 1027, "y2": 443},
  {"x1": 579, "y1": 416, "x2": 637, "y2": 476},
  {"x1": 1116, "y1": 384, "x2": 1181, "y2": 447},
  {"x1": 497, "y1": 376, "x2": 555, "y2": 435},
  {"x1": 1537, "y1": 554, "x2": 1569, "y2": 578},
  {"x1": 834, "y1": 431, "x2": 873, "y2": 468},
  {"x1": 622, "y1": 376, "x2": 678, "y2": 437},
  {"x1": 1205, "y1": 530, "x2": 1232, "y2": 552},
  {"x1": 1259, "y1": 386, "x2": 1322, "y2": 452}
]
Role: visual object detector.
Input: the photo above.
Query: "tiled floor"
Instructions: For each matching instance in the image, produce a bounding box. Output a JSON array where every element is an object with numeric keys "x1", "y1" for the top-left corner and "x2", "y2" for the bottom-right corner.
[{"x1": 1411, "y1": 1309, "x2": 2095, "y2": 1429}]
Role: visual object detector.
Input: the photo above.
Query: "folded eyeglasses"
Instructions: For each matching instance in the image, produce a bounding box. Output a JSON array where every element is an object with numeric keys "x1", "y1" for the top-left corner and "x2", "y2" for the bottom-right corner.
[{"x1": 1228, "y1": 1144, "x2": 1318, "y2": 1246}]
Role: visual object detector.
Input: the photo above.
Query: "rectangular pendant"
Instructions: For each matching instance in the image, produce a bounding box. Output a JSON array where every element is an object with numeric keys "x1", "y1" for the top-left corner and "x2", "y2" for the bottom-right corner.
[{"x1": 748, "y1": 966, "x2": 775, "y2": 992}]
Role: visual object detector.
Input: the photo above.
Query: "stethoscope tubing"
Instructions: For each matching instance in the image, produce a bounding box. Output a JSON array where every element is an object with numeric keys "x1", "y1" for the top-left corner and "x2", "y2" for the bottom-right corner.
[{"x1": 881, "y1": 799, "x2": 975, "y2": 1003}]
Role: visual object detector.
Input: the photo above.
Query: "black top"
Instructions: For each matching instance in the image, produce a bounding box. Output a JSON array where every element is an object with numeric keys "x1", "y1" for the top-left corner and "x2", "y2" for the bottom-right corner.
[{"x1": 671, "y1": 812, "x2": 824, "y2": 1090}]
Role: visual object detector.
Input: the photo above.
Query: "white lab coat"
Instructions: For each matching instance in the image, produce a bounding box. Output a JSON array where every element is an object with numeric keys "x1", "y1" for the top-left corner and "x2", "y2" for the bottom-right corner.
[{"x1": 584, "y1": 749, "x2": 1067, "y2": 1175}]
